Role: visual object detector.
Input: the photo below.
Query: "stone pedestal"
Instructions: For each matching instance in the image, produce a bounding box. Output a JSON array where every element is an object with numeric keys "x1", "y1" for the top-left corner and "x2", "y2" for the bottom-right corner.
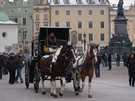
[{"x1": 102, "y1": 0, "x2": 133, "y2": 55}]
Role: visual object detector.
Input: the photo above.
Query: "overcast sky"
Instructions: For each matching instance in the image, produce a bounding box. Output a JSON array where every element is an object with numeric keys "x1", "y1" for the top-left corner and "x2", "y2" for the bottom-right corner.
[
  {"x1": 109, "y1": 0, "x2": 135, "y2": 6},
  {"x1": 8, "y1": 0, "x2": 135, "y2": 6}
]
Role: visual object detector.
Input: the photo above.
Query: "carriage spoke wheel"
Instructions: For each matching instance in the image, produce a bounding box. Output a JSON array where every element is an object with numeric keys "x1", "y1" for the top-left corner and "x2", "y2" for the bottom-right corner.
[
  {"x1": 34, "y1": 63, "x2": 40, "y2": 93},
  {"x1": 25, "y1": 63, "x2": 29, "y2": 89}
]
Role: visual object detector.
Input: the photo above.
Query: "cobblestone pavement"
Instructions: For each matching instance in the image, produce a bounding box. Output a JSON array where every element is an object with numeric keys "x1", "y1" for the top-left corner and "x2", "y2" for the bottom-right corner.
[{"x1": 0, "y1": 63, "x2": 135, "y2": 101}]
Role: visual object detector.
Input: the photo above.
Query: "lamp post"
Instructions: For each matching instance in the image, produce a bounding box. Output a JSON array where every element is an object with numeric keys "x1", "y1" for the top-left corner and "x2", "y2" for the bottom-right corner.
[{"x1": 83, "y1": 32, "x2": 86, "y2": 51}]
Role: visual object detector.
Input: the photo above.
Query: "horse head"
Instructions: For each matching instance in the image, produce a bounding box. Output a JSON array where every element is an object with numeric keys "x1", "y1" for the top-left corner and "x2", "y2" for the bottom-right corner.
[
  {"x1": 84, "y1": 43, "x2": 98, "y2": 63},
  {"x1": 57, "y1": 45, "x2": 76, "y2": 64}
]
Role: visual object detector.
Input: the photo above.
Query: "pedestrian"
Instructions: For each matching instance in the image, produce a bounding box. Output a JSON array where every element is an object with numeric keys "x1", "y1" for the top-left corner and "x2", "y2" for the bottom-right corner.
[
  {"x1": 7, "y1": 53, "x2": 18, "y2": 84},
  {"x1": 116, "y1": 54, "x2": 120, "y2": 67},
  {"x1": 122, "y1": 53, "x2": 128, "y2": 67},
  {"x1": 15, "y1": 52, "x2": 24, "y2": 83},
  {"x1": 108, "y1": 53, "x2": 112, "y2": 70},
  {"x1": 2, "y1": 53, "x2": 8, "y2": 75},
  {"x1": 95, "y1": 52, "x2": 101, "y2": 77},
  {"x1": 127, "y1": 52, "x2": 135, "y2": 87},
  {"x1": 104, "y1": 53, "x2": 108, "y2": 67},
  {"x1": 0, "y1": 53, "x2": 3, "y2": 79}
]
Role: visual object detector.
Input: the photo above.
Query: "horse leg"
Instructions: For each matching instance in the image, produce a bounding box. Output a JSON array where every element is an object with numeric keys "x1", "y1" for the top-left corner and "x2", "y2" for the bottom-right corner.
[
  {"x1": 72, "y1": 72, "x2": 80, "y2": 95},
  {"x1": 59, "y1": 77, "x2": 66, "y2": 97},
  {"x1": 88, "y1": 67, "x2": 94, "y2": 98},
  {"x1": 50, "y1": 79, "x2": 58, "y2": 98},
  {"x1": 41, "y1": 75, "x2": 46, "y2": 95},
  {"x1": 88, "y1": 79, "x2": 92, "y2": 98},
  {"x1": 80, "y1": 77, "x2": 85, "y2": 93}
]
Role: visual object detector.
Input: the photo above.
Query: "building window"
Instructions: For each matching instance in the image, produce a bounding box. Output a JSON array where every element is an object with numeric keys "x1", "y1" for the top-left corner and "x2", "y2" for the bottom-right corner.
[
  {"x1": 101, "y1": 21, "x2": 104, "y2": 28},
  {"x1": 44, "y1": 14, "x2": 48, "y2": 20},
  {"x1": 89, "y1": 33, "x2": 93, "y2": 41},
  {"x1": 2, "y1": 32, "x2": 7, "y2": 38},
  {"x1": 44, "y1": 23, "x2": 48, "y2": 26},
  {"x1": 54, "y1": 0, "x2": 59, "y2": 4},
  {"x1": 78, "y1": 33, "x2": 82, "y2": 41},
  {"x1": 88, "y1": 10, "x2": 92, "y2": 15},
  {"x1": 55, "y1": 21, "x2": 59, "y2": 27},
  {"x1": 78, "y1": 10, "x2": 82, "y2": 15},
  {"x1": 66, "y1": 10, "x2": 70, "y2": 15},
  {"x1": 78, "y1": 21, "x2": 82, "y2": 29},
  {"x1": 39, "y1": 0, "x2": 44, "y2": 4},
  {"x1": 64, "y1": 0, "x2": 70, "y2": 4},
  {"x1": 66, "y1": 21, "x2": 70, "y2": 27},
  {"x1": 23, "y1": 17, "x2": 26, "y2": 25},
  {"x1": 88, "y1": 21, "x2": 93, "y2": 28},
  {"x1": 100, "y1": 10, "x2": 104, "y2": 15},
  {"x1": 55, "y1": 10, "x2": 59, "y2": 15},
  {"x1": 36, "y1": 23, "x2": 40, "y2": 31},
  {"x1": 100, "y1": 33, "x2": 104, "y2": 41},
  {"x1": 36, "y1": 14, "x2": 40, "y2": 21},
  {"x1": 87, "y1": 0, "x2": 92, "y2": 4},
  {"x1": 77, "y1": 0, "x2": 82, "y2": 4}
]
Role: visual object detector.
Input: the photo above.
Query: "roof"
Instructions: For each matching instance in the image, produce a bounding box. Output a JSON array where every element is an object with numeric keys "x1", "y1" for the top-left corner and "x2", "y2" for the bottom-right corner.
[
  {"x1": 0, "y1": 9, "x2": 9, "y2": 22},
  {"x1": 40, "y1": 26, "x2": 71, "y2": 29},
  {"x1": 0, "y1": 8, "x2": 17, "y2": 25}
]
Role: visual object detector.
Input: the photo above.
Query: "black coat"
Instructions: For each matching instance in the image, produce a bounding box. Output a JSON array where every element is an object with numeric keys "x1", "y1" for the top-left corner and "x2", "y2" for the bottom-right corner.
[
  {"x1": 127, "y1": 57, "x2": 135, "y2": 77},
  {"x1": 7, "y1": 56, "x2": 19, "y2": 71}
]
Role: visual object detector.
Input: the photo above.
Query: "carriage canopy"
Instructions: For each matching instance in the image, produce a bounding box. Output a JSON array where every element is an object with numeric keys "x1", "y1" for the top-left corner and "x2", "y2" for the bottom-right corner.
[{"x1": 39, "y1": 27, "x2": 70, "y2": 45}]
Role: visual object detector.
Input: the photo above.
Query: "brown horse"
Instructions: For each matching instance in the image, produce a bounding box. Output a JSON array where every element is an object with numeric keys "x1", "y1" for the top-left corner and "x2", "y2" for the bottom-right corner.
[
  {"x1": 39, "y1": 45, "x2": 76, "y2": 97},
  {"x1": 74, "y1": 44, "x2": 98, "y2": 98}
]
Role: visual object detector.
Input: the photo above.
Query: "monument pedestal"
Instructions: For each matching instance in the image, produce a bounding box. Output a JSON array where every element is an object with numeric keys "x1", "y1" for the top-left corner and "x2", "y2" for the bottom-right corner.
[{"x1": 102, "y1": 0, "x2": 133, "y2": 55}]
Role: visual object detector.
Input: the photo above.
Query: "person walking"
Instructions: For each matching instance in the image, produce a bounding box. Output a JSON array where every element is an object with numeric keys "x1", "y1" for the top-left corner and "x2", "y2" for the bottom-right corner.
[
  {"x1": 15, "y1": 52, "x2": 24, "y2": 83},
  {"x1": 116, "y1": 54, "x2": 120, "y2": 67},
  {"x1": 7, "y1": 53, "x2": 18, "y2": 84},
  {"x1": 127, "y1": 52, "x2": 135, "y2": 87},
  {"x1": 95, "y1": 52, "x2": 101, "y2": 77},
  {"x1": 0, "y1": 53, "x2": 3, "y2": 79},
  {"x1": 2, "y1": 53, "x2": 8, "y2": 75},
  {"x1": 108, "y1": 53, "x2": 112, "y2": 70}
]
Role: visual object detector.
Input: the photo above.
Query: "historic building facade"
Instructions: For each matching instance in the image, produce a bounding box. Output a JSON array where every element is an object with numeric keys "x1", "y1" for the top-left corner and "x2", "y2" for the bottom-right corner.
[
  {"x1": 3, "y1": 0, "x2": 33, "y2": 51},
  {"x1": 111, "y1": 3, "x2": 135, "y2": 46},
  {"x1": 33, "y1": 0, "x2": 111, "y2": 49}
]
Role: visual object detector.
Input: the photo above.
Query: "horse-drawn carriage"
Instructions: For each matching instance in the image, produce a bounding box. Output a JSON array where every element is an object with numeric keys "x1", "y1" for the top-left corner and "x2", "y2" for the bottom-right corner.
[
  {"x1": 25, "y1": 27, "x2": 79, "y2": 96},
  {"x1": 25, "y1": 27, "x2": 99, "y2": 98}
]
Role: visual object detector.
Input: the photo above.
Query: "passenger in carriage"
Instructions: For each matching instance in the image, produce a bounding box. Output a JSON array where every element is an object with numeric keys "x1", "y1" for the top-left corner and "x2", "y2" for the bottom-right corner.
[
  {"x1": 48, "y1": 32, "x2": 57, "y2": 47},
  {"x1": 44, "y1": 32, "x2": 57, "y2": 54}
]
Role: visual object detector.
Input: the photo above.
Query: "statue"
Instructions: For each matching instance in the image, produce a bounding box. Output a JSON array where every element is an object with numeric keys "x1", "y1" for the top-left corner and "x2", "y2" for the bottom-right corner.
[{"x1": 117, "y1": 0, "x2": 125, "y2": 18}]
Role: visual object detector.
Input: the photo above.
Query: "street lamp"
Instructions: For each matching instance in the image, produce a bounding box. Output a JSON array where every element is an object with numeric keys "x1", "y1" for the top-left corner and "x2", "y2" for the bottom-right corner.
[{"x1": 83, "y1": 32, "x2": 86, "y2": 51}]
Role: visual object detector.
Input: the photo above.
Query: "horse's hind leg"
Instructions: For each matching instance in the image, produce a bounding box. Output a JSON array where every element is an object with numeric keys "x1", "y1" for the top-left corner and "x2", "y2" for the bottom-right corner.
[
  {"x1": 59, "y1": 77, "x2": 66, "y2": 97},
  {"x1": 41, "y1": 74, "x2": 46, "y2": 95}
]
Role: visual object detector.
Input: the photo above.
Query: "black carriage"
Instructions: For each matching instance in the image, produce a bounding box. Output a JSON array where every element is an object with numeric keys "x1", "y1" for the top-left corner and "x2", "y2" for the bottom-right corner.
[{"x1": 25, "y1": 27, "x2": 70, "y2": 92}]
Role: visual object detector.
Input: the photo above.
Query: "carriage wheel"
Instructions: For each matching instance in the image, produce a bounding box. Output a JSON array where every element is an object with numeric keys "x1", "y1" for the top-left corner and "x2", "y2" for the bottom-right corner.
[
  {"x1": 34, "y1": 63, "x2": 40, "y2": 93},
  {"x1": 25, "y1": 63, "x2": 29, "y2": 89}
]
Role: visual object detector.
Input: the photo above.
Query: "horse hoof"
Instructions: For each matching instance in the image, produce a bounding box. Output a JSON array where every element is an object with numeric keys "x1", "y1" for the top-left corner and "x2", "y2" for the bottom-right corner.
[
  {"x1": 88, "y1": 94, "x2": 92, "y2": 98},
  {"x1": 42, "y1": 91, "x2": 46, "y2": 95},
  {"x1": 75, "y1": 92, "x2": 79, "y2": 96},
  {"x1": 79, "y1": 89, "x2": 83, "y2": 93},
  {"x1": 59, "y1": 92, "x2": 63, "y2": 97},
  {"x1": 50, "y1": 93, "x2": 58, "y2": 98}
]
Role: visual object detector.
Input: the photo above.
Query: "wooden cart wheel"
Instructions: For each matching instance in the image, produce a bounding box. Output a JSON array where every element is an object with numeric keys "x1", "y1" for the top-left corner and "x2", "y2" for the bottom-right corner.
[{"x1": 34, "y1": 63, "x2": 40, "y2": 93}]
